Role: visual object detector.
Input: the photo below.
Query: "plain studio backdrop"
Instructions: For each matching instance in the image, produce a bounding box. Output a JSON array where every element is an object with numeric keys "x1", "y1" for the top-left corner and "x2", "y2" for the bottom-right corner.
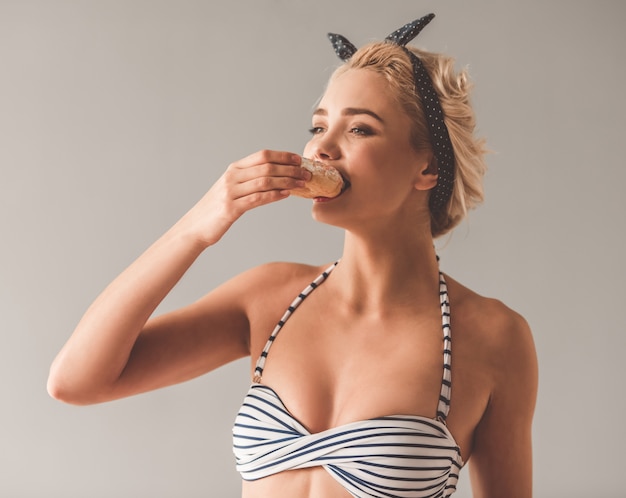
[{"x1": 1, "y1": 1, "x2": 624, "y2": 497}]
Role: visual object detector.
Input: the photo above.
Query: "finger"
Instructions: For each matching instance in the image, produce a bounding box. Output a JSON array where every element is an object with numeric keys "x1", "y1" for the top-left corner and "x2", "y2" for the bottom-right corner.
[
  {"x1": 232, "y1": 189, "x2": 292, "y2": 212},
  {"x1": 234, "y1": 149, "x2": 301, "y2": 169},
  {"x1": 234, "y1": 163, "x2": 311, "y2": 185},
  {"x1": 221, "y1": 164, "x2": 308, "y2": 198},
  {"x1": 232, "y1": 175, "x2": 307, "y2": 199}
]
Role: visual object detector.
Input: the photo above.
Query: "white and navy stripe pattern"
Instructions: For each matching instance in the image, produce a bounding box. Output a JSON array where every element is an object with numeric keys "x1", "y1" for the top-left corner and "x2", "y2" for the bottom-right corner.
[
  {"x1": 233, "y1": 263, "x2": 463, "y2": 497},
  {"x1": 252, "y1": 261, "x2": 338, "y2": 383},
  {"x1": 437, "y1": 273, "x2": 452, "y2": 423}
]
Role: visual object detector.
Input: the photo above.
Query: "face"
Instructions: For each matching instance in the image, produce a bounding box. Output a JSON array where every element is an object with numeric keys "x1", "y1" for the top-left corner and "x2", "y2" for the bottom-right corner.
[{"x1": 303, "y1": 68, "x2": 433, "y2": 229}]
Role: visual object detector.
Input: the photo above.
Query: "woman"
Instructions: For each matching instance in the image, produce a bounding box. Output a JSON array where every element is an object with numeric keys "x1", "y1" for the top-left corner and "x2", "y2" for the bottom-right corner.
[{"x1": 48, "y1": 15, "x2": 538, "y2": 498}]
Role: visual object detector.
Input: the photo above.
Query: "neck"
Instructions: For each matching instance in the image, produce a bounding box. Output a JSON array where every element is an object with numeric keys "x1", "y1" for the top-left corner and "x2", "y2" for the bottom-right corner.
[{"x1": 330, "y1": 223, "x2": 440, "y2": 317}]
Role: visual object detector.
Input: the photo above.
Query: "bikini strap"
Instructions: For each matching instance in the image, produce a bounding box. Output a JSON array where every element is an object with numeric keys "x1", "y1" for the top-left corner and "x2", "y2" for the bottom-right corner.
[
  {"x1": 253, "y1": 261, "x2": 339, "y2": 383},
  {"x1": 253, "y1": 261, "x2": 453, "y2": 422},
  {"x1": 436, "y1": 271, "x2": 453, "y2": 423}
]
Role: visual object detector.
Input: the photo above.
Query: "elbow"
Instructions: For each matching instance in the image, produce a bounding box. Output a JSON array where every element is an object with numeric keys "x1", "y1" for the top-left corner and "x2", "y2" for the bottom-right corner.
[
  {"x1": 47, "y1": 362, "x2": 102, "y2": 406},
  {"x1": 47, "y1": 378, "x2": 101, "y2": 406},
  {"x1": 47, "y1": 377, "x2": 71, "y2": 404},
  {"x1": 46, "y1": 369, "x2": 82, "y2": 405}
]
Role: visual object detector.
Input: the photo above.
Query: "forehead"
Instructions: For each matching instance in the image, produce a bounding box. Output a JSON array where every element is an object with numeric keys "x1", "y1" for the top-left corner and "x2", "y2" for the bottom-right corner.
[{"x1": 318, "y1": 68, "x2": 403, "y2": 116}]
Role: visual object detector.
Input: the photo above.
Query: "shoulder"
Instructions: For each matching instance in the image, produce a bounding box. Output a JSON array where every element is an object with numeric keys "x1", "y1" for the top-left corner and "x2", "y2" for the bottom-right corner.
[
  {"x1": 445, "y1": 274, "x2": 537, "y2": 390},
  {"x1": 235, "y1": 260, "x2": 332, "y2": 291},
  {"x1": 231, "y1": 260, "x2": 334, "y2": 314}
]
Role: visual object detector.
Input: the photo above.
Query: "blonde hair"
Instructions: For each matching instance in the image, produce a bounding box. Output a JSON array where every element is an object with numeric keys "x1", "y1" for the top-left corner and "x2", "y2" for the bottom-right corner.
[{"x1": 330, "y1": 42, "x2": 488, "y2": 238}]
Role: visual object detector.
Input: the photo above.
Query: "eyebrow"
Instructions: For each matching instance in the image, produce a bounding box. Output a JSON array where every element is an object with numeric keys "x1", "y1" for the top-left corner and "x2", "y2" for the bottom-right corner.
[{"x1": 313, "y1": 107, "x2": 385, "y2": 124}]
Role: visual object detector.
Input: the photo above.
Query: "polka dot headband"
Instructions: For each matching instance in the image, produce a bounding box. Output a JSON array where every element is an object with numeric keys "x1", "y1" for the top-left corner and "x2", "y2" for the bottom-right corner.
[{"x1": 328, "y1": 13, "x2": 456, "y2": 213}]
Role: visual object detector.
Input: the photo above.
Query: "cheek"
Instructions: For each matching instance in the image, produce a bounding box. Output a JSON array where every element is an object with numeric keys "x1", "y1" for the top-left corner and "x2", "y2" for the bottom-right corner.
[
  {"x1": 359, "y1": 151, "x2": 418, "y2": 195},
  {"x1": 302, "y1": 139, "x2": 315, "y2": 158}
]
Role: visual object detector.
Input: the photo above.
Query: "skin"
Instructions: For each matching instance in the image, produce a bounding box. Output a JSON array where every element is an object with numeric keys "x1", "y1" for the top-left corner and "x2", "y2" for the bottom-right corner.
[{"x1": 48, "y1": 68, "x2": 538, "y2": 497}]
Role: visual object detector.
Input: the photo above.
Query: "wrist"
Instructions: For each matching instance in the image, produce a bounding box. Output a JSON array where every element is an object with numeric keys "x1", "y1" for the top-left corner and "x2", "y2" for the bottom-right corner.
[{"x1": 169, "y1": 212, "x2": 222, "y2": 252}]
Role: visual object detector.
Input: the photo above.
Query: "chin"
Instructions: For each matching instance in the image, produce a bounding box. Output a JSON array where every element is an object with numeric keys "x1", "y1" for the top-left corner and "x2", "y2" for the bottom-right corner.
[{"x1": 310, "y1": 202, "x2": 357, "y2": 231}]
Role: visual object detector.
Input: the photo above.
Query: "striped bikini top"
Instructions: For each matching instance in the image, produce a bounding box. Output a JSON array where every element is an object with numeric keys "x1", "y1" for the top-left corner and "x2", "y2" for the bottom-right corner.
[{"x1": 233, "y1": 262, "x2": 464, "y2": 498}]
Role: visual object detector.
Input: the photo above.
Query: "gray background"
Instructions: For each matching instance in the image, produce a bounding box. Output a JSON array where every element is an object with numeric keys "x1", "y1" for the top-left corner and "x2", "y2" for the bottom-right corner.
[{"x1": 1, "y1": 0, "x2": 625, "y2": 496}]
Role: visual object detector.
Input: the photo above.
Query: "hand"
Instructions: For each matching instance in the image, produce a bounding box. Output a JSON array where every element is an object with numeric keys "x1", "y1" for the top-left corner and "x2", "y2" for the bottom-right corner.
[{"x1": 179, "y1": 150, "x2": 310, "y2": 247}]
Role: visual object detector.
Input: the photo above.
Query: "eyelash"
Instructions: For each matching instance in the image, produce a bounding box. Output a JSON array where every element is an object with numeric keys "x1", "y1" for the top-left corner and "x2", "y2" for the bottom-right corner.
[
  {"x1": 351, "y1": 126, "x2": 373, "y2": 136},
  {"x1": 308, "y1": 126, "x2": 373, "y2": 136}
]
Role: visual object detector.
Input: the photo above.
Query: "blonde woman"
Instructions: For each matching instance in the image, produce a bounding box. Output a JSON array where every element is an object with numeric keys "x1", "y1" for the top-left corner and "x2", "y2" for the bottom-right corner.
[{"x1": 48, "y1": 15, "x2": 538, "y2": 498}]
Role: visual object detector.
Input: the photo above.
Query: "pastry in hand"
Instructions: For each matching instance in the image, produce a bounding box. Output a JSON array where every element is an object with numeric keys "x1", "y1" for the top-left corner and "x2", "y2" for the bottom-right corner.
[{"x1": 290, "y1": 157, "x2": 345, "y2": 199}]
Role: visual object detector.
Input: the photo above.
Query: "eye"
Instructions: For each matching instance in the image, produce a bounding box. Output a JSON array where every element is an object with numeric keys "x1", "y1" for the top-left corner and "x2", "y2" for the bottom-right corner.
[
  {"x1": 308, "y1": 126, "x2": 325, "y2": 135},
  {"x1": 350, "y1": 126, "x2": 373, "y2": 136}
]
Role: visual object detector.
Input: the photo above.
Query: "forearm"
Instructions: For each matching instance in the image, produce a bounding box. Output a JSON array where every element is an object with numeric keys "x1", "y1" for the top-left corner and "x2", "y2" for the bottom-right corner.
[
  {"x1": 48, "y1": 219, "x2": 207, "y2": 403},
  {"x1": 47, "y1": 150, "x2": 308, "y2": 404}
]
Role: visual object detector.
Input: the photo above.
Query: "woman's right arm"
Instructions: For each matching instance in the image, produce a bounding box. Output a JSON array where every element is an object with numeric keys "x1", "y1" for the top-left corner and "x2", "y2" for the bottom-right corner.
[{"x1": 47, "y1": 150, "x2": 309, "y2": 405}]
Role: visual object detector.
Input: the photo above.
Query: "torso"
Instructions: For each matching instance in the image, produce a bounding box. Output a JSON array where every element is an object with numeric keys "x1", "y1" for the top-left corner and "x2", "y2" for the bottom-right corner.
[{"x1": 239, "y1": 261, "x2": 499, "y2": 497}]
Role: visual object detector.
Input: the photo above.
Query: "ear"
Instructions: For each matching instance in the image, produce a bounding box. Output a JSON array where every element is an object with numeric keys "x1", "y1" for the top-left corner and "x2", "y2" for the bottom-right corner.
[{"x1": 413, "y1": 153, "x2": 438, "y2": 191}]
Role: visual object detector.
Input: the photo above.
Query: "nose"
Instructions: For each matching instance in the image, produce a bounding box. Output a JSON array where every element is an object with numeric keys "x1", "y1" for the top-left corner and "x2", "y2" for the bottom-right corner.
[{"x1": 308, "y1": 130, "x2": 341, "y2": 162}]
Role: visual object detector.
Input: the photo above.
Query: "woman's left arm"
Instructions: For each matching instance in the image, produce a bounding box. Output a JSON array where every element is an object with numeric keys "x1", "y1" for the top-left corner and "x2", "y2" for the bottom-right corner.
[{"x1": 468, "y1": 312, "x2": 539, "y2": 498}]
